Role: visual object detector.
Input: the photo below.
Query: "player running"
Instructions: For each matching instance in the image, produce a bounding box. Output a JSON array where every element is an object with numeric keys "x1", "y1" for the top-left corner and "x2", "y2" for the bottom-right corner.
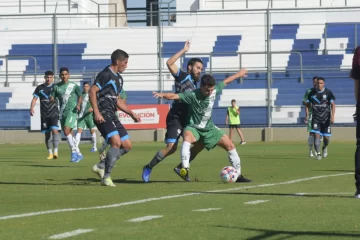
[
  {"x1": 30, "y1": 70, "x2": 60, "y2": 159},
  {"x1": 89, "y1": 49, "x2": 140, "y2": 187},
  {"x1": 50, "y1": 67, "x2": 83, "y2": 162},
  {"x1": 142, "y1": 40, "x2": 205, "y2": 183},
  {"x1": 303, "y1": 76, "x2": 318, "y2": 157},
  {"x1": 306, "y1": 77, "x2": 336, "y2": 160},
  {"x1": 75, "y1": 82, "x2": 97, "y2": 153},
  {"x1": 153, "y1": 69, "x2": 252, "y2": 183}
]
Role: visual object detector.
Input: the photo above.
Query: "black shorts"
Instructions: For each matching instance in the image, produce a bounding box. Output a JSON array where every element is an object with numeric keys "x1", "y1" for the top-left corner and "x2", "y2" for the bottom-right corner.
[
  {"x1": 164, "y1": 111, "x2": 185, "y2": 144},
  {"x1": 311, "y1": 120, "x2": 331, "y2": 136},
  {"x1": 95, "y1": 113, "x2": 129, "y2": 143},
  {"x1": 41, "y1": 116, "x2": 59, "y2": 133},
  {"x1": 229, "y1": 124, "x2": 240, "y2": 129}
]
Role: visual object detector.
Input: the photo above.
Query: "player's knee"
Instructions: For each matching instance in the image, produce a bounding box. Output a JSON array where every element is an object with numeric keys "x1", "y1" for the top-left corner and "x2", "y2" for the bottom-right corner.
[
  {"x1": 122, "y1": 140, "x2": 132, "y2": 151},
  {"x1": 221, "y1": 136, "x2": 235, "y2": 151},
  {"x1": 109, "y1": 136, "x2": 121, "y2": 148},
  {"x1": 77, "y1": 129, "x2": 83, "y2": 134}
]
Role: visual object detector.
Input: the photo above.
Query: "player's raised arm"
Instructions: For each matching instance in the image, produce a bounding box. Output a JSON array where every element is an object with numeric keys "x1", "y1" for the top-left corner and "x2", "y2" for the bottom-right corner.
[
  {"x1": 166, "y1": 40, "x2": 190, "y2": 76},
  {"x1": 223, "y1": 69, "x2": 248, "y2": 86},
  {"x1": 152, "y1": 92, "x2": 180, "y2": 100}
]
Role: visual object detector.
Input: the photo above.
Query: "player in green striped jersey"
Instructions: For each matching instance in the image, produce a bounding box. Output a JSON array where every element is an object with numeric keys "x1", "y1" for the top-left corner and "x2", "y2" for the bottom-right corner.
[
  {"x1": 50, "y1": 67, "x2": 83, "y2": 162},
  {"x1": 75, "y1": 82, "x2": 97, "y2": 153},
  {"x1": 153, "y1": 69, "x2": 251, "y2": 183},
  {"x1": 303, "y1": 76, "x2": 318, "y2": 157}
]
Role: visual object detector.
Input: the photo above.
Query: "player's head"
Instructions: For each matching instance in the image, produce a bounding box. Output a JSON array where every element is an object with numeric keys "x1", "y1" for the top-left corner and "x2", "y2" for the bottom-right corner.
[
  {"x1": 200, "y1": 74, "x2": 216, "y2": 96},
  {"x1": 59, "y1": 67, "x2": 70, "y2": 82},
  {"x1": 83, "y1": 81, "x2": 90, "y2": 93},
  {"x1": 44, "y1": 70, "x2": 54, "y2": 85},
  {"x1": 317, "y1": 77, "x2": 325, "y2": 91},
  {"x1": 111, "y1": 49, "x2": 129, "y2": 73},
  {"x1": 187, "y1": 58, "x2": 203, "y2": 81},
  {"x1": 231, "y1": 99, "x2": 236, "y2": 107},
  {"x1": 312, "y1": 76, "x2": 318, "y2": 88}
]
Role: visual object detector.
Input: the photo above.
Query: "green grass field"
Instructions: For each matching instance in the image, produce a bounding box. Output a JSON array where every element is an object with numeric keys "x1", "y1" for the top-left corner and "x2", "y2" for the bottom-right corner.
[{"x1": 0, "y1": 141, "x2": 359, "y2": 240}]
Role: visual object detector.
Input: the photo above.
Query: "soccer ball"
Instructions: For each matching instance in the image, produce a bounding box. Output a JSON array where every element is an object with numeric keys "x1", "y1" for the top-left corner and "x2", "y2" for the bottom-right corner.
[{"x1": 220, "y1": 166, "x2": 239, "y2": 183}]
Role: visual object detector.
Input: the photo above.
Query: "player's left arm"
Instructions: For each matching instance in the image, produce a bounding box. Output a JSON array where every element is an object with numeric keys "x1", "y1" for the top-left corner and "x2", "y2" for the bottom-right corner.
[
  {"x1": 75, "y1": 84, "x2": 82, "y2": 112},
  {"x1": 223, "y1": 69, "x2": 248, "y2": 86},
  {"x1": 116, "y1": 98, "x2": 140, "y2": 122}
]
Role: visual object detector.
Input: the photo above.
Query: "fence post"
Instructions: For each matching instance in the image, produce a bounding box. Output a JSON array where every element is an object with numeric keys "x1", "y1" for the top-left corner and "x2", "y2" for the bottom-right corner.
[
  {"x1": 5, "y1": 57, "x2": 9, "y2": 87},
  {"x1": 52, "y1": 14, "x2": 58, "y2": 79},
  {"x1": 239, "y1": 53, "x2": 243, "y2": 84},
  {"x1": 98, "y1": 4, "x2": 100, "y2": 27},
  {"x1": 157, "y1": 2, "x2": 163, "y2": 104},
  {"x1": 266, "y1": 9, "x2": 272, "y2": 128},
  {"x1": 324, "y1": 24, "x2": 328, "y2": 54},
  {"x1": 355, "y1": 24, "x2": 358, "y2": 49}
]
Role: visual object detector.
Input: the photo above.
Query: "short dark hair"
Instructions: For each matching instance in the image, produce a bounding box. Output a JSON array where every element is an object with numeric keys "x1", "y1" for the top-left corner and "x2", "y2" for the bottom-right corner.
[
  {"x1": 187, "y1": 58, "x2": 203, "y2": 71},
  {"x1": 312, "y1": 76, "x2": 318, "y2": 81},
  {"x1": 59, "y1": 67, "x2": 69, "y2": 74},
  {"x1": 200, "y1": 74, "x2": 216, "y2": 87},
  {"x1": 317, "y1": 77, "x2": 325, "y2": 82},
  {"x1": 231, "y1": 99, "x2": 236, "y2": 103},
  {"x1": 111, "y1": 49, "x2": 129, "y2": 64},
  {"x1": 44, "y1": 70, "x2": 54, "y2": 76},
  {"x1": 83, "y1": 81, "x2": 90, "y2": 86}
]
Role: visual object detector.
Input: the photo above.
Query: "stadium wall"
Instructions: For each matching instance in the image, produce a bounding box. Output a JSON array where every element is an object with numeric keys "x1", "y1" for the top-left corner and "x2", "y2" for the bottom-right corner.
[{"x1": 0, "y1": 127, "x2": 354, "y2": 144}]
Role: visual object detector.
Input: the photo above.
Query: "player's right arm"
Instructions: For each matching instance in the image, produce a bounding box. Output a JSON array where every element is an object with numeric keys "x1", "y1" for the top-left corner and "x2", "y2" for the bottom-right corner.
[
  {"x1": 225, "y1": 110, "x2": 229, "y2": 125},
  {"x1": 166, "y1": 40, "x2": 190, "y2": 76},
  {"x1": 30, "y1": 86, "x2": 40, "y2": 116},
  {"x1": 89, "y1": 72, "x2": 107, "y2": 123},
  {"x1": 152, "y1": 92, "x2": 180, "y2": 100}
]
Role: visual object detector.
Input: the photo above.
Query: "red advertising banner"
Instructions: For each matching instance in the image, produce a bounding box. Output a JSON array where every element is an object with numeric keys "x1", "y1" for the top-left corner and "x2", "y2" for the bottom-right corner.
[{"x1": 116, "y1": 104, "x2": 170, "y2": 129}]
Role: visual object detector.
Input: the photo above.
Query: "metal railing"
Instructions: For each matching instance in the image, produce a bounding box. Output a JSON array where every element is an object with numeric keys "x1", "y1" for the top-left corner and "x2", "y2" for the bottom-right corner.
[
  {"x1": 219, "y1": 0, "x2": 350, "y2": 9},
  {"x1": 2, "y1": 55, "x2": 37, "y2": 87}
]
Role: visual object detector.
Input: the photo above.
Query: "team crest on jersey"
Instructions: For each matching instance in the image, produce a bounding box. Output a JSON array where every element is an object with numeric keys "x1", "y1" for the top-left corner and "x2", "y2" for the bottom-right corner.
[
  {"x1": 323, "y1": 95, "x2": 327, "y2": 99},
  {"x1": 177, "y1": 129, "x2": 181, "y2": 136},
  {"x1": 314, "y1": 123, "x2": 317, "y2": 128},
  {"x1": 210, "y1": 95, "x2": 215, "y2": 101},
  {"x1": 43, "y1": 123, "x2": 47, "y2": 128}
]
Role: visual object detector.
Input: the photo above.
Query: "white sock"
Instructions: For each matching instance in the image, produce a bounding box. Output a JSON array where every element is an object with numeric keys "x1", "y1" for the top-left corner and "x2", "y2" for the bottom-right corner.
[
  {"x1": 91, "y1": 132, "x2": 97, "y2": 148},
  {"x1": 75, "y1": 132, "x2": 81, "y2": 148},
  {"x1": 100, "y1": 141, "x2": 109, "y2": 152},
  {"x1": 54, "y1": 148, "x2": 58, "y2": 154},
  {"x1": 228, "y1": 149, "x2": 241, "y2": 176},
  {"x1": 66, "y1": 134, "x2": 76, "y2": 153},
  {"x1": 181, "y1": 141, "x2": 191, "y2": 169},
  {"x1": 308, "y1": 135, "x2": 314, "y2": 151},
  {"x1": 48, "y1": 149, "x2": 53, "y2": 154}
]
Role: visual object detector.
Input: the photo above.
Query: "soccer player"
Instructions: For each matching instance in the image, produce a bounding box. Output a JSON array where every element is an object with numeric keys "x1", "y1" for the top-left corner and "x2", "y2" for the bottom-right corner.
[
  {"x1": 89, "y1": 49, "x2": 140, "y2": 187},
  {"x1": 350, "y1": 46, "x2": 360, "y2": 120},
  {"x1": 50, "y1": 67, "x2": 83, "y2": 162},
  {"x1": 142, "y1": 40, "x2": 205, "y2": 183},
  {"x1": 306, "y1": 77, "x2": 336, "y2": 160},
  {"x1": 226, "y1": 99, "x2": 246, "y2": 144},
  {"x1": 303, "y1": 76, "x2": 318, "y2": 157},
  {"x1": 153, "y1": 69, "x2": 251, "y2": 183},
  {"x1": 97, "y1": 88, "x2": 127, "y2": 161},
  {"x1": 30, "y1": 70, "x2": 60, "y2": 159},
  {"x1": 75, "y1": 82, "x2": 97, "y2": 152}
]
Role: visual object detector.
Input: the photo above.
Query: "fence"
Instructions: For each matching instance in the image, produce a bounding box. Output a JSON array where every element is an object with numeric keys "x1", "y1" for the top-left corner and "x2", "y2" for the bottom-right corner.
[{"x1": 0, "y1": 6, "x2": 358, "y2": 128}]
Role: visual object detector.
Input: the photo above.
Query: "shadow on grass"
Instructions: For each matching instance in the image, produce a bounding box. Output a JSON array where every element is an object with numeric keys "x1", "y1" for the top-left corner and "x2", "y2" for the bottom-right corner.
[{"x1": 213, "y1": 226, "x2": 360, "y2": 239}]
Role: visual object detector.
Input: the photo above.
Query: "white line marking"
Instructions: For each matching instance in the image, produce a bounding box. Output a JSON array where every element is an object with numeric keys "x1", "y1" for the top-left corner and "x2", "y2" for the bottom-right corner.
[
  {"x1": 127, "y1": 215, "x2": 163, "y2": 222},
  {"x1": 192, "y1": 208, "x2": 222, "y2": 212},
  {"x1": 48, "y1": 229, "x2": 94, "y2": 239},
  {"x1": 0, "y1": 172, "x2": 351, "y2": 221},
  {"x1": 293, "y1": 192, "x2": 353, "y2": 196},
  {"x1": 245, "y1": 200, "x2": 269, "y2": 205}
]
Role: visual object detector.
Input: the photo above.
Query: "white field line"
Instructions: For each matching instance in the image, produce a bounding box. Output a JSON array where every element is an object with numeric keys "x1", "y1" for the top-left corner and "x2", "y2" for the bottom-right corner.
[
  {"x1": 293, "y1": 192, "x2": 354, "y2": 196},
  {"x1": 0, "y1": 172, "x2": 352, "y2": 221},
  {"x1": 244, "y1": 200, "x2": 269, "y2": 205},
  {"x1": 127, "y1": 215, "x2": 163, "y2": 222},
  {"x1": 192, "y1": 208, "x2": 222, "y2": 212},
  {"x1": 48, "y1": 229, "x2": 94, "y2": 239}
]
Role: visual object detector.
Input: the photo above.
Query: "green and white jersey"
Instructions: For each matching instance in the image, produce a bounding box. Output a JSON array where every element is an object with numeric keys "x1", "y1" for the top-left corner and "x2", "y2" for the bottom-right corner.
[
  {"x1": 51, "y1": 81, "x2": 81, "y2": 117},
  {"x1": 178, "y1": 81, "x2": 225, "y2": 131},
  {"x1": 119, "y1": 88, "x2": 127, "y2": 100},
  {"x1": 78, "y1": 92, "x2": 92, "y2": 119},
  {"x1": 303, "y1": 87, "x2": 315, "y2": 116}
]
